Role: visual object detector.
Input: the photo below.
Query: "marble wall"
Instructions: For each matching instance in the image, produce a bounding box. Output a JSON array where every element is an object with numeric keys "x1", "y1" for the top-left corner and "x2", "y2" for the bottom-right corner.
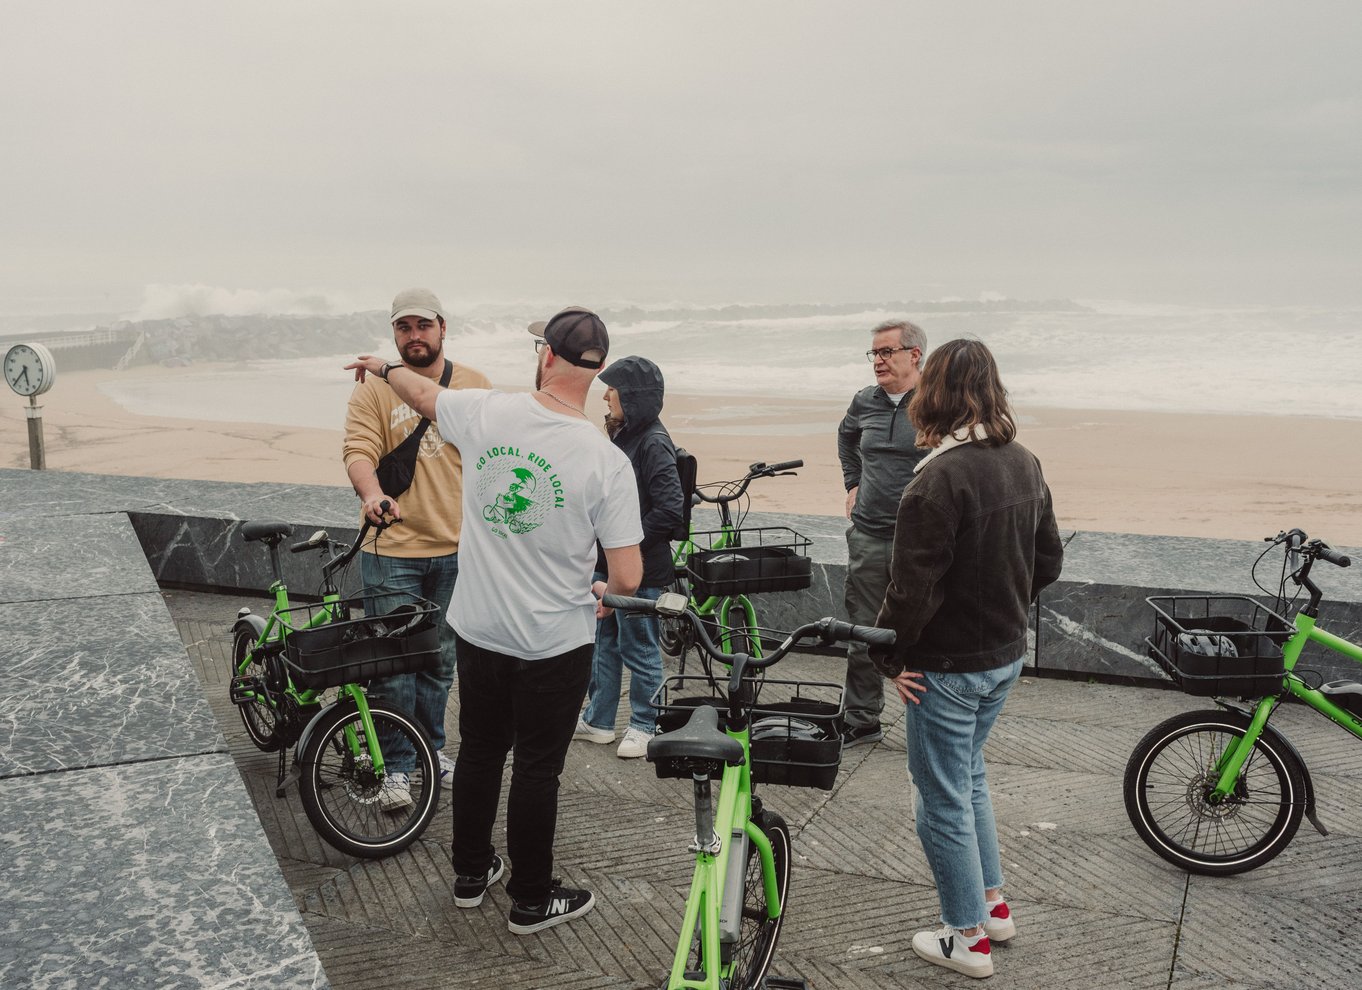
[{"x1": 0, "y1": 468, "x2": 328, "y2": 989}]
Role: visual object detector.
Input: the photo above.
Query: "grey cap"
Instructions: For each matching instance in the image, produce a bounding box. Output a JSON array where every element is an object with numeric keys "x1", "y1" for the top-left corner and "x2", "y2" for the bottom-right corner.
[
  {"x1": 391, "y1": 287, "x2": 444, "y2": 323},
  {"x1": 527, "y1": 305, "x2": 609, "y2": 369}
]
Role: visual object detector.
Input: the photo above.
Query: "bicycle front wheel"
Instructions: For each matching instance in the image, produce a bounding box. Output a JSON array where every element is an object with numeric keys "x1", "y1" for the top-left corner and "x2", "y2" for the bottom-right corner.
[
  {"x1": 297, "y1": 701, "x2": 440, "y2": 859},
  {"x1": 1123, "y1": 709, "x2": 1305, "y2": 875}
]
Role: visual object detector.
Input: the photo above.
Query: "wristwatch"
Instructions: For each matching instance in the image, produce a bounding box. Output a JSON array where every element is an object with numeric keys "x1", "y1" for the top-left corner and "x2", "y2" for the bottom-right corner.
[{"x1": 378, "y1": 362, "x2": 400, "y2": 381}]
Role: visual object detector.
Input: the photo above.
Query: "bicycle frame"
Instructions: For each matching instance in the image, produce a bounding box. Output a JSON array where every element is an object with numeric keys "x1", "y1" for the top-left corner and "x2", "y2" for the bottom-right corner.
[
  {"x1": 1208, "y1": 614, "x2": 1362, "y2": 798},
  {"x1": 666, "y1": 720, "x2": 781, "y2": 990}
]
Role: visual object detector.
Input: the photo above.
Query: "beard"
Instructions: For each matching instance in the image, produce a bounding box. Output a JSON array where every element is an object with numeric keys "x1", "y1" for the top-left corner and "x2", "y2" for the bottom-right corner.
[
  {"x1": 534, "y1": 351, "x2": 546, "y2": 390},
  {"x1": 400, "y1": 338, "x2": 442, "y2": 369},
  {"x1": 604, "y1": 413, "x2": 626, "y2": 437}
]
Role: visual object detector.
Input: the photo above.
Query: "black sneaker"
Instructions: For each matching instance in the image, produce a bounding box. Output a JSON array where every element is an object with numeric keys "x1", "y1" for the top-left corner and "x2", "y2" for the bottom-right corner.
[
  {"x1": 507, "y1": 882, "x2": 595, "y2": 934},
  {"x1": 454, "y1": 853, "x2": 505, "y2": 908},
  {"x1": 841, "y1": 721, "x2": 884, "y2": 748}
]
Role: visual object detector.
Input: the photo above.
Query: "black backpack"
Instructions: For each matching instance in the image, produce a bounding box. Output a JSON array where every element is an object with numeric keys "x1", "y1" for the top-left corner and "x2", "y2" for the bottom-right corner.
[{"x1": 672, "y1": 446, "x2": 698, "y2": 541}]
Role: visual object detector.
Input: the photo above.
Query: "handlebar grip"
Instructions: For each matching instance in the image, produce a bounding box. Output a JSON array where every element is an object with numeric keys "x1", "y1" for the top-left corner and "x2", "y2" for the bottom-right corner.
[
  {"x1": 1319, "y1": 546, "x2": 1352, "y2": 567},
  {"x1": 767, "y1": 459, "x2": 803, "y2": 473},
  {"x1": 602, "y1": 594, "x2": 659, "y2": 613},
  {"x1": 825, "y1": 618, "x2": 896, "y2": 646},
  {"x1": 288, "y1": 539, "x2": 313, "y2": 554}
]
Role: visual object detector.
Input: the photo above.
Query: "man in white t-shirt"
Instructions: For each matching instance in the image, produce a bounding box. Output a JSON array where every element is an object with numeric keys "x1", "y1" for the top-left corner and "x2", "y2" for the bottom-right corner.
[{"x1": 347, "y1": 306, "x2": 642, "y2": 936}]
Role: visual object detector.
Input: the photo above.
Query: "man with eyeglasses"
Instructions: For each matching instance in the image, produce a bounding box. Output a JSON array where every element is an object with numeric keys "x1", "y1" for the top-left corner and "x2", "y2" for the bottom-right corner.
[{"x1": 836, "y1": 319, "x2": 929, "y2": 747}]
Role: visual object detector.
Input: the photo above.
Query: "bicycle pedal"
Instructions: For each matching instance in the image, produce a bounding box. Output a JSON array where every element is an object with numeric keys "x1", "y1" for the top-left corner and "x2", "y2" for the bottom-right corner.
[
  {"x1": 761, "y1": 978, "x2": 808, "y2": 989},
  {"x1": 228, "y1": 674, "x2": 266, "y2": 706}
]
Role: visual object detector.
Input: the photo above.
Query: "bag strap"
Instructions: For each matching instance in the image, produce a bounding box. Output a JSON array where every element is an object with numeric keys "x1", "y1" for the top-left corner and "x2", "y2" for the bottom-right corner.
[{"x1": 394, "y1": 359, "x2": 453, "y2": 451}]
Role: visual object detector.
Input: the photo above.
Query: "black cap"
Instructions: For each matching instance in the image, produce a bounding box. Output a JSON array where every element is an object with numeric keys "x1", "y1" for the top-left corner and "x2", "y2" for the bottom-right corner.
[{"x1": 527, "y1": 307, "x2": 609, "y2": 369}]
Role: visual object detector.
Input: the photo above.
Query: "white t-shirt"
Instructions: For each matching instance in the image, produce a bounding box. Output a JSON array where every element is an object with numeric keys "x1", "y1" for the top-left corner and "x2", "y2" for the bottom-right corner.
[{"x1": 434, "y1": 389, "x2": 643, "y2": 659}]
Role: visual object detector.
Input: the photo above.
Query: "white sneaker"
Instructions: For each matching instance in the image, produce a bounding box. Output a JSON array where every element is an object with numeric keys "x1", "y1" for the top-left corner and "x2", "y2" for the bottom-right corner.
[
  {"x1": 573, "y1": 716, "x2": 615, "y2": 744},
  {"x1": 617, "y1": 726, "x2": 653, "y2": 759},
  {"x1": 911, "y1": 925, "x2": 993, "y2": 978},
  {"x1": 378, "y1": 771, "x2": 413, "y2": 811},
  {"x1": 438, "y1": 751, "x2": 457, "y2": 783},
  {"x1": 984, "y1": 898, "x2": 1015, "y2": 942}
]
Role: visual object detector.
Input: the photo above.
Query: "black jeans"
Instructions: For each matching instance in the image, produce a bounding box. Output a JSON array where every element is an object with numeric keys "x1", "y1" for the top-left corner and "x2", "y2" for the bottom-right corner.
[{"x1": 450, "y1": 633, "x2": 593, "y2": 904}]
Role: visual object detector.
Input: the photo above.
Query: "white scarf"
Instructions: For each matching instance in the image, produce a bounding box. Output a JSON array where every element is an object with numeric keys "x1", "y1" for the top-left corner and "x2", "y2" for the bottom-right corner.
[{"x1": 914, "y1": 425, "x2": 990, "y2": 473}]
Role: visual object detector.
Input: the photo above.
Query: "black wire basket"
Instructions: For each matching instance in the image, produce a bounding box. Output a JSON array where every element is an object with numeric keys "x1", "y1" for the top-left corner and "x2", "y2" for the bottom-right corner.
[
  {"x1": 651, "y1": 675, "x2": 844, "y2": 790},
  {"x1": 684, "y1": 527, "x2": 812, "y2": 598},
  {"x1": 279, "y1": 591, "x2": 440, "y2": 691},
  {"x1": 1146, "y1": 595, "x2": 1294, "y2": 697}
]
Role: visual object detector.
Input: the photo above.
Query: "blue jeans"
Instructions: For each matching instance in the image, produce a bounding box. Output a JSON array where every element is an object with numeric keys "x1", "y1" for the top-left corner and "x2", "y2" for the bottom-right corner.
[
  {"x1": 361, "y1": 550, "x2": 459, "y2": 771},
  {"x1": 582, "y1": 580, "x2": 663, "y2": 734},
  {"x1": 904, "y1": 657, "x2": 1024, "y2": 930}
]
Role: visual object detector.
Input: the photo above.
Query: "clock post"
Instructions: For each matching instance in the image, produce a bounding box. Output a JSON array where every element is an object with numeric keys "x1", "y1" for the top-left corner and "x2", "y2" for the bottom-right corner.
[
  {"x1": 26, "y1": 395, "x2": 45, "y2": 469},
  {"x1": 4, "y1": 342, "x2": 57, "y2": 469}
]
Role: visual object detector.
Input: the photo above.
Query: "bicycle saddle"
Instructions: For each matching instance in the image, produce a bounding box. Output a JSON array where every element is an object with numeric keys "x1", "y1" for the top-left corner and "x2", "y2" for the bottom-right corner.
[
  {"x1": 647, "y1": 704, "x2": 744, "y2": 766},
  {"x1": 241, "y1": 520, "x2": 294, "y2": 544}
]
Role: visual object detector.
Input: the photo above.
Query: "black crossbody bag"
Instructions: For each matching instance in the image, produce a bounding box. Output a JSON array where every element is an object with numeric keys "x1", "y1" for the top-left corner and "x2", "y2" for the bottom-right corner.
[{"x1": 374, "y1": 359, "x2": 452, "y2": 497}]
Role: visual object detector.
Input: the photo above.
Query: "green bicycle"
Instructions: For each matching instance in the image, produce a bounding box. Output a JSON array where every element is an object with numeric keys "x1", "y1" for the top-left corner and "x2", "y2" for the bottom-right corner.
[
  {"x1": 659, "y1": 459, "x2": 809, "y2": 667},
  {"x1": 1124, "y1": 527, "x2": 1358, "y2": 874},
  {"x1": 229, "y1": 506, "x2": 441, "y2": 858},
  {"x1": 606, "y1": 591, "x2": 893, "y2": 990}
]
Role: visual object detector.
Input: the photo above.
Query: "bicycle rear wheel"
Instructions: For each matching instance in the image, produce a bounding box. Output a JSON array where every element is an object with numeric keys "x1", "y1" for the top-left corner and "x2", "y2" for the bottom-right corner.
[
  {"x1": 231, "y1": 626, "x2": 284, "y2": 752},
  {"x1": 1123, "y1": 709, "x2": 1305, "y2": 875},
  {"x1": 297, "y1": 701, "x2": 440, "y2": 859},
  {"x1": 684, "y1": 809, "x2": 790, "y2": 990}
]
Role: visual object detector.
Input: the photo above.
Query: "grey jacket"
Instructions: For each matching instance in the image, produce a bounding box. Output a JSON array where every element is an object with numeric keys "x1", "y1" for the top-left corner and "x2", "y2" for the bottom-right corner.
[{"x1": 837, "y1": 385, "x2": 928, "y2": 539}]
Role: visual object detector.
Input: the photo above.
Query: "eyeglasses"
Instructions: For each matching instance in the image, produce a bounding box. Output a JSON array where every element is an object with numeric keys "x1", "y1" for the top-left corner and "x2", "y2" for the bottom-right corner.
[
  {"x1": 866, "y1": 346, "x2": 913, "y2": 363},
  {"x1": 534, "y1": 339, "x2": 548, "y2": 354}
]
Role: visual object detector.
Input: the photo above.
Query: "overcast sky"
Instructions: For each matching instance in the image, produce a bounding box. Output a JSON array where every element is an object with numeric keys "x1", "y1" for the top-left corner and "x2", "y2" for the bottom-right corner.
[{"x1": 3, "y1": 1, "x2": 1359, "y2": 316}]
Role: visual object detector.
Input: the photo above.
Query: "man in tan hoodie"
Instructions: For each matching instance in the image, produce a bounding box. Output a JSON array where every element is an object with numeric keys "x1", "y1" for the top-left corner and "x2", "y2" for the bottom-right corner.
[{"x1": 343, "y1": 287, "x2": 490, "y2": 810}]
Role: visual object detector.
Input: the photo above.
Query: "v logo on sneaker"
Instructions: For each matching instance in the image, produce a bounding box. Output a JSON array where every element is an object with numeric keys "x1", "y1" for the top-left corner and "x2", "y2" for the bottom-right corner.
[{"x1": 939, "y1": 937, "x2": 954, "y2": 958}]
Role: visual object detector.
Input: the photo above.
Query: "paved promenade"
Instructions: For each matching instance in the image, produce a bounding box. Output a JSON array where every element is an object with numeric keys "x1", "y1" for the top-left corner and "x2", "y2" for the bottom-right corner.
[{"x1": 169, "y1": 588, "x2": 1360, "y2": 990}]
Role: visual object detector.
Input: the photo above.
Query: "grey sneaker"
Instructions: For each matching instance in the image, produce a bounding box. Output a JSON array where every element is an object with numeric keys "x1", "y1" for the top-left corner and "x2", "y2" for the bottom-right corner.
[{"x1": 840, "y1": 722, "x2": 884, "y2": 748}]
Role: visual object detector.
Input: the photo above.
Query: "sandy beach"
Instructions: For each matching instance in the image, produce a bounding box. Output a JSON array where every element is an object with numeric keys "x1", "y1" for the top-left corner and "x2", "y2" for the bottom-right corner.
[{"x1": 3, "y1": 366, "x2": 1359, "y2": 545}]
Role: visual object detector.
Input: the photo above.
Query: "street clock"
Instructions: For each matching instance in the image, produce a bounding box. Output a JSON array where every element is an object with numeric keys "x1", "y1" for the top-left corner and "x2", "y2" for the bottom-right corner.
[{"x1": 4, "y1": 342, "x2": 56, "y2": 397}]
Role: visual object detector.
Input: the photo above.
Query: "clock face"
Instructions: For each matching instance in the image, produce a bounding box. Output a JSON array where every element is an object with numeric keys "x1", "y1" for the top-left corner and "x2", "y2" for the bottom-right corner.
[{"x1": 4, "y1": 343, "x2": 56, "y2": 397}]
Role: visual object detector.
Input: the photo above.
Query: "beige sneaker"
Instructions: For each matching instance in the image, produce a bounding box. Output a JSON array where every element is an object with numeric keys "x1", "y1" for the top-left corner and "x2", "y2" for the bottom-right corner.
[{"x1": 617, "y1": 726, "x2": 652, "y2": 759}]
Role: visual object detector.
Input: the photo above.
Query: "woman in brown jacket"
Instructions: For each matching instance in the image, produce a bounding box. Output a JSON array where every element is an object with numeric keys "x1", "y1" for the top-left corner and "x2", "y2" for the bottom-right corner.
[{"x1": 871, "y1": 338, "x2": 1064, "y2": 979}]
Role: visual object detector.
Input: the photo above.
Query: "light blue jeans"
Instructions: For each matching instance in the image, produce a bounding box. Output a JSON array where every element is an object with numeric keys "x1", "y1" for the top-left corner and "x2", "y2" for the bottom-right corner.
[
  {"x1": 361, "y1": 550, "x2": 459, "y2": 772},
  {"x1": 582, "y1": 579, "x2": 664, "y2": 734},
  {"x1": 905, "y1": 657, "x2": 1024, "y2": 930}
]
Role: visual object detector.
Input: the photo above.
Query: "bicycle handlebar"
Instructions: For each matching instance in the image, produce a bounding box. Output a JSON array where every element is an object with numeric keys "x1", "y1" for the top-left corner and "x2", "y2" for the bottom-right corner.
[
  {"x1": 1266, "y1": 529, "x2": 1352, "y2": 568},
  {"x1": 601, "y1": 593, "x2": 895, "y2": 669},
  {"x1": 693, "y1": 458, "x2": 803, "y2": 506}
]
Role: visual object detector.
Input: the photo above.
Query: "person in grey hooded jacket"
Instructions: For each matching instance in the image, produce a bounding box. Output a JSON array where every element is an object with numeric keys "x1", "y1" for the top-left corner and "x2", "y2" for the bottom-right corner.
[{"x1": 575, "y1": 355, "x2": 685, "y2": 758}]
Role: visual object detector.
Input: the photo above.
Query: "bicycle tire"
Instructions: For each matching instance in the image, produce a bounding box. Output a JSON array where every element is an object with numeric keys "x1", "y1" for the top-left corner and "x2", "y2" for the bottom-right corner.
[
  {"x1": 684, "y1": 808, "x2": 790, "y2": 990},
  {"x1": 232, "y1": 626, "x2": 284, "y2": 752},
  {"x1": 297, "y1": 701, "x2": 440, "y2": 859},
  {"x1": 1123, "y1": 708, "x2": 1305, "y2": 876}
]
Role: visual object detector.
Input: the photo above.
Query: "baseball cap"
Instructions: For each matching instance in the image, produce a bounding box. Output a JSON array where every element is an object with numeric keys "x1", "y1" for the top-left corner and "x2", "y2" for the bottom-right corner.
[
  {"x1": 527, "y1": 306, "x2": 609, "y2": 369},
  {"x1": 391, "y1": 287, "x2": 445, "y2": 323}
]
